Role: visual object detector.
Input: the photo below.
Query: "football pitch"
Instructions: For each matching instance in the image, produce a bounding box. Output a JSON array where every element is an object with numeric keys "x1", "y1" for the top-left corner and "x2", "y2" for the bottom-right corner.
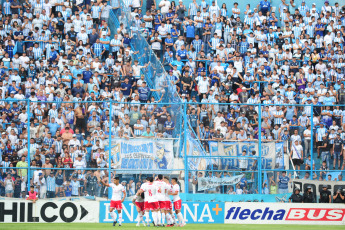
[{"x1": 1, "y1": 223, "x2": 343, "y2": 230}]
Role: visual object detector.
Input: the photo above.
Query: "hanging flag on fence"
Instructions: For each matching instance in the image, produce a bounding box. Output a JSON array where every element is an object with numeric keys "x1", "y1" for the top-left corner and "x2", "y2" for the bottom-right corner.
[{"x1": 197, "y1": 174, "x2": 244, "y2": 191}]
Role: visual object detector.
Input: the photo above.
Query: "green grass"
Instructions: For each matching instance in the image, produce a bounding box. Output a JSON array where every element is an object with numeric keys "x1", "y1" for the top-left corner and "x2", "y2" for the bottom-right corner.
[{"x1": 1, "y1": 223, "x2": 343, "y2": 230}]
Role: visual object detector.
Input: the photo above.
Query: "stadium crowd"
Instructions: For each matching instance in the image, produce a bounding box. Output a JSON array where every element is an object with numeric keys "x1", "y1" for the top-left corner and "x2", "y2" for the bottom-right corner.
[
  {"x1": 148, "y1": 0, "x2": 345, "y2": 179},
  {"x1": 0, "y1": 0, "x2": 344, "y2": 201}
]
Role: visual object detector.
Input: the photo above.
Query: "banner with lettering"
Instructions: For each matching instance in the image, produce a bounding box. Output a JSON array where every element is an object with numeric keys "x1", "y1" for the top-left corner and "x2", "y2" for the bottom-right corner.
[
  {"x1": 238, "y1": 142, "x2": 276, "y2": 170},
  {"x1": 209, "y1": 141, "x2": 283, "y2": 170},
  {"x1": 197, "y1": 174, "x2": 244, "y2": 191},
  {"x1": 107, "y1": 138, "x2": 174, "y2": 173}
]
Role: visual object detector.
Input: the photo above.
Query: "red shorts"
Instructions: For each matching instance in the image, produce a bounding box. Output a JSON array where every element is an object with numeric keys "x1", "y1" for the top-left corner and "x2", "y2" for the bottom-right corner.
[
  {"x1": 110, "y1": 200, "x2": 122, "y2": 210},
  {"x1": 173, "y1": 200, "x2": 182, "y2": 210},
  {"x1": 158, "y1": 201, "x2": 166, "y2": 209},
  {"x1": 135, "y1": 202, "x2": 145, "y2": 211},
  {"x1": 165, "y1": 201, "x2": 172, "y2": 210},
  {"x1": 144, "y1": 201, "x2": 159, "y2": 211}
]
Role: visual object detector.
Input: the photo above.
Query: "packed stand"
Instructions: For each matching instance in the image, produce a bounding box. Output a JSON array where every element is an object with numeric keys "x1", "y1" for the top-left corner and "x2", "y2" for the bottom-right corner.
[
  {"x1": 0, "y1": 0, "x2": 345, "y2": 199},
  {"x1": 129, "y1": 0, "x2": 345, "y2": 182},
  {"x1": 0, "y1": 0, "x2": 180, "y2": 198}
]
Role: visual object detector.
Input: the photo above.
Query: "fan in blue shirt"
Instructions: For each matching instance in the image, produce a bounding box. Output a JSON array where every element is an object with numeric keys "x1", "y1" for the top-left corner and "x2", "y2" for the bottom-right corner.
[
  {"x1": 177, "y1": 48, "x2": 187, "y2": 60},
  {"x1": 120, "y1": 78, "x2": 132, "y2": 97},
  {"x1": 82, "y1": 68, "x2": 93, "y2": 83},
  {"x1": 258, "y1": 0, "x2": 271, "y2": 14}
]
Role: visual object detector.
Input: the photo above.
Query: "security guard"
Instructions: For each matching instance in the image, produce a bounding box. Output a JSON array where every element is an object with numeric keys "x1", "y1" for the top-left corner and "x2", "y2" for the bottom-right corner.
[
  {"x1": 303, "y1": 186, "x2": 315, "y2": 203},
  {"x1": 289, "y1": 188, "x2": 303, "y2": 203},
  {"x1": 333, "y1": 187, "x2": 345, "y2": 203},
  {"x1": 319, "y1": 184, "x2": 331, "y2": 203}
]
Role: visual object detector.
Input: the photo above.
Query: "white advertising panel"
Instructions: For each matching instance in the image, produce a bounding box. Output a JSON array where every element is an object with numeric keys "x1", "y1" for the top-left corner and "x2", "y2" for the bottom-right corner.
[
  {"x1": 224, "y1": 202, "x2": 345, "y2": 225},
  {"x1": 0, "y1": 200, "x2": 99, "y2": 223}
]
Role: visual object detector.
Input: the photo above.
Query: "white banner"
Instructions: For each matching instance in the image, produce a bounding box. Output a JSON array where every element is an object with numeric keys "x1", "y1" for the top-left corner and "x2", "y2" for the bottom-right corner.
[
  {"x1": 197, "y1": 174, "x2": 244, "y2": 191},
  {"x1": 108, "y1": 138, "x2": 174, "y2": 173},
  {"x1": 0, "y1": 200, "x2": 99, "y2": 223},
  {"x1": 210, "y1": 141, "x2": 283, "y2": 170},
  {"x1": 238, "y1": 142, "x2": 276, "y2": 169},
  {"x1": 224, "y1": 202, "x2": 345, "y2": 225}
]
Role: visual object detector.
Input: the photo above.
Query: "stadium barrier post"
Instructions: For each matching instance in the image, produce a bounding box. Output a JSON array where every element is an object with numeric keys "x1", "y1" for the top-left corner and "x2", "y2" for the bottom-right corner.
[
  {"x1": 310, "y1": 104, "x2": 314, "y2": 178},
  {"x1": 183, "y1": 102, "x2": 188, "y2": 194},
  {"x1": 178, "y1": 104, "x2": 184, "y2": 156},
  {"x1": 27, "y1": 99, "x2": 31, "y2": 192},
  {"x1": 108, "y1": 101, "x2": 113, "y2": 195},
  {"x1": 258, "y1": 103, "x2": 262, "y2": 194}
]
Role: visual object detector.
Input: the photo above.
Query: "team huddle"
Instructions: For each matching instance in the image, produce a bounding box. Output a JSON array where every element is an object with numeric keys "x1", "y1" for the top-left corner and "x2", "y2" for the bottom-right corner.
[{"x1": 101, "y1": 175, "x2": 185, "y2": 227}]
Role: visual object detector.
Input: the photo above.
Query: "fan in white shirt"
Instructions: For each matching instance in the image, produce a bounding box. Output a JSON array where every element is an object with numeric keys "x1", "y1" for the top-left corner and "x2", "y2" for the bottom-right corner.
[
  {"x1": 159, "y1": 0, "x2": 171, "y2": 14},
  {"x1": 68, "y1": 135, "x2": 81, "y2": 149},
  {"x1": 73, "y1": 155, "x2": 86, "y2": 169}
]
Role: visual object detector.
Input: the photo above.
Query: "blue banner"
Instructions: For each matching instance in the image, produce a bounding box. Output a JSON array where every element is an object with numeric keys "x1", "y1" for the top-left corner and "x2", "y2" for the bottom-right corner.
[
  {"x1": 99, "y1": 201, "x2": 225, "y2": 224},
  {"x1": 105, "y1": 138, "x2": 174, "y2": 173}
]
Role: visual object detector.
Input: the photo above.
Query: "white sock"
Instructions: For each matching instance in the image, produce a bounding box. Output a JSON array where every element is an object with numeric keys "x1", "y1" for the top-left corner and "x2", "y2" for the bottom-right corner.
[
  {"x1": 177, "y1": 213, "x2": 184, "y2": 225},
  {"x1": 162, "y1": 212, "x2": 166, "y2": 225},
  {"x1": 151, "y1": 212, "x2": 157, "y2": 225},
  {"x1": 140, "y1": 213, "x2": 145, "y2": 223},
  {"x1": 137, "y1": 214, "x2": 141, "y2": 224},
  {"x1": 157, "y1": 211, "x2": 161, "y2": 225},
  {"x1": 110, "y1": 211, "x2": 116, "y2": 221},
  {"x1": 172, "y1": 214, "x2": 177, "y2": 224},
  {"x1": 166, "y1": 213, "x2": 172, "y2": 224},
  {"x1": 118, "y1": 212, "x2": 122, "y2": 224},
  {"x1": 145, "y1": 212, "x2": 150, "y2": 223}
]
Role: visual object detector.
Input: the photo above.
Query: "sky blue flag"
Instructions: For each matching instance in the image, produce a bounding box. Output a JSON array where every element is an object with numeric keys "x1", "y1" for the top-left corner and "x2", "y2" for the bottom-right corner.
[
  {"x1": 13, "y1": 42, "x2": 17, "y2": 55},
  {"x1": 263, "y1": 171, "x2": 268, "y2": 185}
]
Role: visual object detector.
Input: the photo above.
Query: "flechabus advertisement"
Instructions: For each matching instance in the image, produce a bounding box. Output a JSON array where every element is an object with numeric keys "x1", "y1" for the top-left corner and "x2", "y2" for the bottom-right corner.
[{"x1": 224, "y1": 203, "x2": 345, "y2": 225}]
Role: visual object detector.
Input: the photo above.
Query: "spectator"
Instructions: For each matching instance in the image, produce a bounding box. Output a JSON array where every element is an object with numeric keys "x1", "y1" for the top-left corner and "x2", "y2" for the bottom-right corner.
[
  {"x1": 4, "y1": 173, "x2": 14, "y2": 197},
  {"x1": 318, "y1": 135, "x2": 330, "y2": 168},
  {"x1": 65, "y1": 181, "x2": 72, "y2": 197},
  {"x1": 269, "y1": 176, "x2": 277, "y2": 194},
  {"x1": 277, "y1": 171, "x2": 289, "y2": 194},
  {"x1": 0, "y1": 0, "x2": 344, "y2": 197},
  {"x1": 55, "y1": 169, "x2": 65, "y2": 197},
  {"x1": 238, "y1": 150, "x2": 248, "y2": 171},
  {"x1": 46, "y1": 171, "x2": 56, "y2": 198},
  {"x1": 71, "y1": 176, "x2": 80, "y2": 197},
  {"x1": 290, "y1": 140, "x2": 304, "y2": 172},
  {"x1": 319, "y1": 160, "x2": 329, "y2": 180},
  {"x1": 332, "y1": 133, "x2": 343, "y2": 170},
  {"x1": 86, "y1": 170, "x2": 98, "y2": 196},
  {"x1": 26, "y1": 186, "x2": 38, "y2": 203}
]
